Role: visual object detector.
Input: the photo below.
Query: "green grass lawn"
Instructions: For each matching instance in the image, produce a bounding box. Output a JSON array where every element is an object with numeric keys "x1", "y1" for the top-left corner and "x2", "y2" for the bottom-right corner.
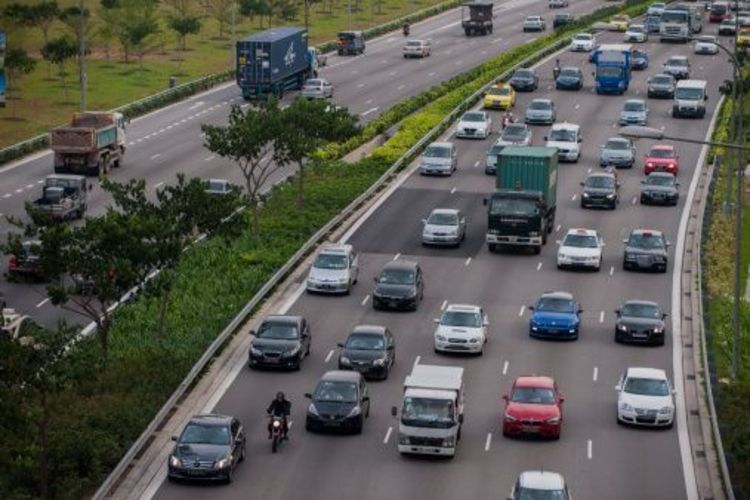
[{"x1": 0, "y1": 0, "x2": 444, "y2": 148}]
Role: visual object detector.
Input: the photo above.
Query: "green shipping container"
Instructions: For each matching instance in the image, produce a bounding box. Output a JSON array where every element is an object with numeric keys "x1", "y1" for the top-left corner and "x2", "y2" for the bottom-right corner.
[{"x1": 496, "y1": 146, "x2": 558, "y2": 207}]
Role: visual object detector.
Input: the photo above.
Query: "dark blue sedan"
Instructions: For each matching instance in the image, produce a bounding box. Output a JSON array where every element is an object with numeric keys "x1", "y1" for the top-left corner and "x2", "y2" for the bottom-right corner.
[
  {"x1": 555, "y1": 66, "x2": 584, "y2": 90},
  {"x1": 631, "y1": 50, "x2": 649, "y2": 70},
  {"x1": 529, "y1": 291, "x2": 582, "y2": 340}
]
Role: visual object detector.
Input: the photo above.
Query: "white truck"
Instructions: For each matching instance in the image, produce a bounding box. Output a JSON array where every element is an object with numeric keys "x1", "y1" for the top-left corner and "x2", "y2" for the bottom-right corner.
[
  {"x1": 659, "y1": 4, "x2": 702, "y2": 42},
  {"x1": 672, "y1": 79, "x2": 708, "y2": 118},
  {"x1": 392, "y1": 364, "x2": 464, "y2": 457}
]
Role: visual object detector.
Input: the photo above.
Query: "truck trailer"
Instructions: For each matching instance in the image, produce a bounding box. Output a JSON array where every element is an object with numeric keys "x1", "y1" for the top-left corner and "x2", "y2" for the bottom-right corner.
[
  {"x1": 592, "y1": 44, "x2": 632, "y2": 95},
  {"x1": 50, "y1": 112, "x2": 126, "y2": 176}
]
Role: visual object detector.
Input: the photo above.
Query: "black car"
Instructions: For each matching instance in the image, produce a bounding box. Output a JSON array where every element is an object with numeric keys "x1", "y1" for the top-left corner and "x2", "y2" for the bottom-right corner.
[
  {"x1": 248, "y1": 315, "x2": 311, "y2": 370},
  {"x1": 640, "y1": 172, "x2": 679, "y2": 206},
  {"x1": 337, "y1": 325, "x2": 395, "y2": 380},
  {"x1": 509, "y1": 68, "x2": 539, "y2": 91},
  {"x1": 553, "y1": 13, "x2": 574, "y2": 28},
  {"x1": 614, "y1": 300, "x2": 668, "y2": 345},
  {"x1": 168, "y1": 414, "x2": 246, "y2": 483},
  {"x1": 6, "y1": 240, "x2": 45, "y2": 282},
  {"x1": 580, "y1": 172, "x2": 619, "y2": 209},
  {"x1": 622, "y1": 229, "x2": 669, "y2": 272},
  {"x1": 647, "y1": 73, "x2": 676, "y2": 99},
  {"x1": 372, "y1": 260, "x2": 424, "y2": 311},
  {"x1": 305, "y1": 370, "x2": 370, "y2": 433},
  {"x1": 555, "y1": 66, "x2": 583, "y2": 90}
]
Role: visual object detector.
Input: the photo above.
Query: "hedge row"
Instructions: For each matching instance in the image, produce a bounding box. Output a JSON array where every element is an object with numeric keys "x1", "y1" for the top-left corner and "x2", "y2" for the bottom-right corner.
[{"x1": 0, "y1": 1, "x2": 658, "y2": 498}]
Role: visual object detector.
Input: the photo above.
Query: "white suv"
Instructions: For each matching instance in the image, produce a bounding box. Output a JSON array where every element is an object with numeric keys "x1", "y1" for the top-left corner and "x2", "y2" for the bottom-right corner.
[
  {"x1": 616, "y1": 367, "x2": 675, "y2": 428},
  {"x1": 557, "y1": 228, "x2": 603, "y2": 271},
  {"x1": 545, "y1": 122, "x2": 581, "y2": 162},
  {"x1": 306, "y1": 244, "x2": 359, "y2": 294},
  {"x1": 433, "y1": 304, "x2": 488, "y2": 354}
]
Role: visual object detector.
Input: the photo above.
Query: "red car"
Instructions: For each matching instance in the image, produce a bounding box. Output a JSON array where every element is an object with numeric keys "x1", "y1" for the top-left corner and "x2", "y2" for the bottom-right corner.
[
  {"x1": 502, "y1": 376, "x2": 564, "y2": 439},
  {"x1": 644, "y1": 144, "x2": 679, "y2": 175}
]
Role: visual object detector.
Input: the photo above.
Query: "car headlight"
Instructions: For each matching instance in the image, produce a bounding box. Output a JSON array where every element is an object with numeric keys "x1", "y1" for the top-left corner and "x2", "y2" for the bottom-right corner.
[
  {"x1": 618, "y1": 324, "x2": 628, "y2": 332},
  {"x1": 442, "y1": 436, "x2": 455, "y2": 447},
  {"x1": 214, "y1": 456, "x2": 232, "y2": 469},
  {"x1": 568, "y1": 328, "x2": 576, "y2": 333},
  {"x1": 620, "y1": 402, "x2": 634, "y2": 412},
  {"x1": 373, "y1": 358, "x2": 386, "y2": 366},
  {"x1": 659, "y1": 406, "x2": 673, "y2": 415},
  {"x1": 606, "y1": 193, "x2": 615, "y2": 199},
  {"x1": 582, "y1": 192, "x2": 590, "y2": 198},
  {"x1": 308, "y1": 403, "x2": 319, "y2": 416},
  {"x1": 169, "y1": 455, "x2": 182, "y2": 468},
  {"x1": 558, "y1": 253, "x2": 568, "y2": 260},
  {"x1": 338, "y1": 276, "x2": 349, "y2": 284},
  {"x1": 469, "y1": 337, "x2": 481, "y2": 344},
  {"x1": 347, "y1": 406, "x2": 362, "y2": 418},
  {"x1": 504, "y1": 412, "x2": 517, "y2": 422},
  {"x1": 250, "y1": 347, "x2": 263, "y2": 356},
  {"x1": 653, "y1": 326, "x2": 664, "y2": 334},
  {"x1": 546, "y1": 416, "x2": 560, "y2": 424},
  {"x1": 528, "y1": 231, "x2": 539, "y2": 237},
  {"x1": 283, "y1": 345, "x2": 301, "y2": 357},
  {"x1": 407, "y1": 288, "x2": 418, "y2": 298},
  {"x1": 398, "y1": 433, "x2": 409, "y2": 445},
  {"x1": 436, "y1": 334, "x2": 447, "y2": 341},
  {"x1": 340, "y1": 356, "x2": 351, "y2": 365}
]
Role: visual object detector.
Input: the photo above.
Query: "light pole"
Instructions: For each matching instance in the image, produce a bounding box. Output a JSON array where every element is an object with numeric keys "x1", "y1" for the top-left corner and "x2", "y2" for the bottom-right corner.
[{"x1": 78, "y1": 0, "x2": 86, "y2": 112}]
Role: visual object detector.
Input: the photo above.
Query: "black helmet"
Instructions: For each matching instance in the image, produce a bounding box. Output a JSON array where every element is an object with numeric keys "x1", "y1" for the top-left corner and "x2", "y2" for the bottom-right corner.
[{"x1": 276, "y1": 391, "x2": 285, "y2": 399}]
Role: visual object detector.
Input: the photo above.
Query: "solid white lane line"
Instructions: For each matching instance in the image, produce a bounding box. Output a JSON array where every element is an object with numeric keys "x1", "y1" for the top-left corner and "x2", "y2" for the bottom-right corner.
[
  {"x1": 14, "y1": 189, "x2": 22, "y2": 193},
  {"x1": 441, "y1": 300, "x2": 448, "y2": 311},
  {"x1": 360, "y1": 107, "x2": 379, "y2": 117},
  {"x1": 632, "y1": 196, "x2": 638, "y2": 205},
  {"x1": 465, "y1": 257, "x2": 472, "y2": 267},
  {"x1": 593, "y1": 366, "x2": 599, "y2": 382},
  {"x1": 36, "y1": 298, "x2": 49, "y2": 308},
  {"x1": 599, "y1": 311, "x2": 605, "y2": 323},
  {"x1": 393, "y1": 253, "x2": 400, "y2": 260},
  {"x1": 571, "y1": 194, "x2": 577, "y2": 201},
  {"x1": 383, "y1": 426, "x2": 393, "y2": 444},
  {"x1": 450, "y1": 187, "x2": 457, "y2": 194},
  {"x1": 413, "y1": 355, "x2": 421, "y2": 368},
  {"x1": 556, "y1": 224, "x2": 561, "y2": 232},
  {"x1": 587, "y1": 167, "x2": 592, "y2": 174},
  {"x1": 474, "y1": 160, "x2": 480, "y2": 167},
  {"x1": 609, "y1": 266, "x2": 615, "y2": 276},
  {"x1": 484, "y1": 433, "x2": 492, "y2": 451},
  {"x1": 150, "y1": 153, "x2": 161, "y2": 160},
  {"x1": 154, "y1": 182, "x2": 165, "y2": 189},
  {"x1": 519, "y1": 305, "x2": 526, "y2": 317},
  {"x1": 25, "y1": 184, "x2": 33, "y2": 189},
  {"x1": 204, "y1": 156, "x2": 215, "y2": 162},
  {"x1": 587, "y1": 439, "x2": 593, "y2": 460},
  {"x1": 536, "y1": 262, "x2": 542, "y2": 271},
  {"x1": 325, "y1": 349, "x2": 334, "y2": 363},
  {"x1": 361, "y1": 294, "x2": 370, "y2": 306},
  {"x1": 37, "y1": 180, "x2": 44, "y2": 184},
  {"x1": 502, "y1": 360, "x2": 509, "y2": 375}
]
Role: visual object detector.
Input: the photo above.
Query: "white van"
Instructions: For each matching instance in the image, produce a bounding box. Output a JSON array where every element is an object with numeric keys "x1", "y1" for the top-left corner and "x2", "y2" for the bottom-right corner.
[{"x1": 672, "y1": 79, "x2": 708, "y2": 119}]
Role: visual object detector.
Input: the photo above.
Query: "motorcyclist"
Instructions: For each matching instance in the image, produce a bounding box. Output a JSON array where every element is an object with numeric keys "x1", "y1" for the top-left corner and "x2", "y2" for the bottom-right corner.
[
  {"x1": 403, "y1": 21, "x2": 410, "y2": 36},
  {"x1": 502, "y1": 110, "x2": 515, "y2": 128},
  {"x1": 266, "y1": 391, "x2": 291, "y2": 439},
  {"x1": 553, "y1": 58, "x2": 561, "y2": 80}
]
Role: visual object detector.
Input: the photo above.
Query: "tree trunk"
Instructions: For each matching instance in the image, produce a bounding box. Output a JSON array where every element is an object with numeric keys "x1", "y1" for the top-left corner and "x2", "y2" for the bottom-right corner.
[
  {"x1": 304, "y1": 0, "x2": 310, "y2": 30},
  {"x1": 97, "y1": 316, "x2": 110, "y2": 361},
  {"x1": 39, "y1": 389, "x2": 50, "y2": 500}
]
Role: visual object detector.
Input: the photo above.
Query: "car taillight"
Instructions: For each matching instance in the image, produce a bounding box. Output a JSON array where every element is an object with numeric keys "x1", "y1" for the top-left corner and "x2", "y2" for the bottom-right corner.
[
  {"x1": 646, "y1": 162, "x2": 654, "y2": 168},
  {"x1": 8, "y1": 256, "x2": 18, "y2": 269}
]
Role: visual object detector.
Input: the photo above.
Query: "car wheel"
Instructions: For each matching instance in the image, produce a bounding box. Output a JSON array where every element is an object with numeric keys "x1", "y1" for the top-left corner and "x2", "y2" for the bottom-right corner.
[
  {"x1": 239, "y1": 443, "x2": 246, "y2": 462},
  {"x1": 615, "y1": 331, "x2": 622, "y2": 343},
  {"x1": 354, "y1": 418, "x2": 364, "y2": 434},
  {"x1": 489, "y1": 243, "x2": 497, "y2": 252},
  {"x1": 226, "y1": 465, "x2": 234, "y2": 484}
]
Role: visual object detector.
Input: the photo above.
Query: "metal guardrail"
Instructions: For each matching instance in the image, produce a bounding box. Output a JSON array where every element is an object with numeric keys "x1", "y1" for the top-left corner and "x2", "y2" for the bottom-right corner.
[{"x1": 91, "y1": 33, "x2": 575, "y2": 499}]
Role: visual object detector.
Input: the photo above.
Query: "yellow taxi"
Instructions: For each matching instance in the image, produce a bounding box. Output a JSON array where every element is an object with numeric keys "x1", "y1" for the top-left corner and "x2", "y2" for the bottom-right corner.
[
  {"x1": 739, "y1": 28, "x2": 750, "y2": 47},
  {"x1": 483, "y1": 84, "x2": 516, "y2": 110},
  {"x1": 609, "y1": 15, "x2": 631, "y2": 32}
]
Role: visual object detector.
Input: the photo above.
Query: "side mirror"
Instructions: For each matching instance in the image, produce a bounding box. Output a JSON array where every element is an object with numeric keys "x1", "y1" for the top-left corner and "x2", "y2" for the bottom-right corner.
[
  {"x1": 623, "y1": 239, "x2": 628, "y2": 244},
  {"x1": 337, "y1": 342, "x2": 344, "y2": 348},
  {"x1": 544, "y1": 135, "x2": 548, "y2": 141},
  {"x1": 556, "y1": 240, "x2": 562, "y2": 245},
  {"x1": 640, "y1": 179, "x2": 646, "y2": 184},
  {"x1": 578, "y1": 136, "x2": 583, "y2": 143},
  {"x1": 662, "y1": 313, "x2": 669, "y2": 319},
  {"x1": 387, "y1": 344, "x2": 395, "y2": 350},
  {"x1": 391, "y1": 405, "x2": 398, "y2": 417},
  {"x1": 433, "y1": 318, "x2": 440, "y2": 324},
  {"x1": 705, "y1": 94, "x2": 709, "y2": 101},
  {"x1": 304, "y1": 393, "x2": 312, "y2": 399},
  {"x1": 502, "y1": 394, "x2": 509, "y2": 401},
  {"x1": 672, "y1": 389, "x2": 677, "y2": 395},
  {"x1": 559, "y1": 396, "x2": 565, "y2": 403},
  {"x1": 676, "y1": 182, "x2": 680, "y2": 187},
  {"x1": 483, "y1": 320, "x2": 490, "y2": 326},
  {"x1": 666, "y1": 241, "x2": 672, "y2": 247},
  {"x1": 615, "y1": 384, "x2": 622, "y2": 392},
  {"x1": 578, "y1": 308, "x2": 583, "y2": 314},
  {"x1": 528, "y1": 305, "x2": 534, "y2": 311},
  {"x1": 580, "y1": 181, "x2": 585, "y2": 186},
  {"x1": 614, "y1": 308, "x2": 621, "y2": 314},
  {"x1": 483, "y1": 197, "x2": 488, "y2": 206},
  {"x1": 171, "y1": 435, "x2": 178, "y2": 441},
  {"x1": 248, "y1": 329, "x2": 256, "y2": 336},
  {"x1": 373, "y1": 277, "x2": 378, "y2": 283},
  {"x1": 458, "y1": 414, "x2": 464, "y2": 424},
  {"x1": 362, "y1": 396, "x2": 370, "y2": 403},
  {"x1": 422, "y1": 218, "x2": 427, "y2": 224}
]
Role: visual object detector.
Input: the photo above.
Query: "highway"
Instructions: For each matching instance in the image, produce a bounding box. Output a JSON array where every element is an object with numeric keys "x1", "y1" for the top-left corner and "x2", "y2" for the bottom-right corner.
[
  {"x1": 153, "y1": 23, "x2": 729, "y2": 500},
  {"x1": 0, "y1": 0, "x2": 605, "y2": 330}
]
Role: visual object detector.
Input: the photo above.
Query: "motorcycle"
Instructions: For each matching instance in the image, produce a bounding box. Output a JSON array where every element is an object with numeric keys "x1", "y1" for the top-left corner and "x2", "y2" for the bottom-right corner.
[
  {"x1": 269, "y1": 415, "x2": 288, "y2": 453},
  {"x1": 502, "y1": 114, "x2": 515, "y2": 129},
  {"x1": 403, "y1": 25, "x2": 410, "y2": 37}
]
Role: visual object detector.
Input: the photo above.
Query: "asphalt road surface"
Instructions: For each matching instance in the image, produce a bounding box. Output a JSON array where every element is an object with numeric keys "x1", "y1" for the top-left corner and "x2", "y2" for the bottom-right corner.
[
  {"x1": 153, "y1": 20, "x2": 731, "y2": 500},
  {"x1": 0, "y1": 0, "x2": 605, "y2": 330}
]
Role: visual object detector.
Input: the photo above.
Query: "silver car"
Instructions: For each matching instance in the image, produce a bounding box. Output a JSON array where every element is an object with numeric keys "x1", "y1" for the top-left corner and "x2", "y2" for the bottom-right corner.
[
  {"x1": 485, "y1": 142, "x2": 506, "y2": 175},
  {"x1": 306, "y1": 244, "x2": 359, "y2": 294},
  {"x1": 523, "y1": 15, "x2": 546, "y2": 31},
  {"x1": 525, "y1": 99, "x2": 556, "y2": 125},
  {"x1": 599, "y1": 136, "x2": 636, "y2": 168},
  {"x1": 619, "y1": 99, "x2": 649, "y2": 126},
  {"x1": 647, "y1": 73, "x2": 676, "y2": 99},
  {"x1": 301, "y1": 78, "x2": 334, "y2": 99},
  {"x1": 694, "y1": 35, "x2": 719, "y2": 55},
  {"x1": 662, "y1": 56, "x2": 690, "y2": 80},
  {"x1": 497, "y1": 123, "x2": 533, "y2": 147},
  {"x1": 422, "y1": 208, "x2": 466, "y2": 246},
  {"x1": 420, "y1": 142, "x2": 457, "y2": 175}
]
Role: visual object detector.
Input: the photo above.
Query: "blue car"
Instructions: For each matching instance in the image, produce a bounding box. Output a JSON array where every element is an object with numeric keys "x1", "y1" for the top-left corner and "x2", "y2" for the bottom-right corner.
[
  {"x1": 555, "y1": 66, "x2": 584, "y2": 90},
  {"x1": 529, "y1": 291, "x2": 582, "y2": 340},
  {"x1": 631, "y1": 50, "x2": 649, "y2": 70}
]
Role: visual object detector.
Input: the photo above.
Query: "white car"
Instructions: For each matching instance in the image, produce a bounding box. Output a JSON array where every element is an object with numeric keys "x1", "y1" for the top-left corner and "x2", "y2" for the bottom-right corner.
[
  {"x1": 523, "y1": 15, "x2": 546, "y2": 32},
  {"x1": 557, "y1": 228, "x2": 603, "y2": 271},
  {"x1": 548, "y1": 0, "x2": 568, "y2": 8},
  {"x1": 694, "y1": 35, "x2": 719, "y2": 55},
  {"x1": 306, "y1": 244, "x2": 359, "y2": 294},
  {"x1": 509, "y1": 471, "x2": 571, "y2": 500},
  {"x1": 403, "y1": 39, "x2": 431, "y2": 58},
  {"x1": 545, "y1": 122, "x2": 581, "y2": 162},
  {"x1": 624, "y1": 23, "x2": 648, "y2": 42},
  {"x1": 647, "y1": 2, "x2": 666, "y2": 15},
  {"x1": 616, "y1": 367, "x2": 675, "y2": 428},
  {"x1": 422, "y1": 208, "x2": 466, "y2": 246},
  {"x1": 570, "y1": 32, "x2": 596, "y2": 52},
  {"x1": 455, "y1": 111, "x2": 492, "y2": 139},
  {"x1": 433, "y1": 304, "x2": 488, "y2": 354}
]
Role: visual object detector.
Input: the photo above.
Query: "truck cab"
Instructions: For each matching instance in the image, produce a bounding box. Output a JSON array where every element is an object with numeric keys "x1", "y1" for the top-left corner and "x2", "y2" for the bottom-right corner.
[
  {"x1": 34, "y1": 174, "x2": 89, "y2": 221},
  {"x1": 336, "y1": 31, "x2": 365, "y2": 55},
  {"x1": 672, "y1": 79, "x2": 708, "y2": 118},
  {"x1": 660, "y1": 4, "x2": 702, "y2": 42},
  {"x1": 592, "y1": 44, "x2": 632, "y2": 95}
]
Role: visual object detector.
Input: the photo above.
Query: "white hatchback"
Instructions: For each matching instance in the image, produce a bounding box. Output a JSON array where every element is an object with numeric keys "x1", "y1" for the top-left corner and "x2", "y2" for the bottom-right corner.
[
  {"x1": 616, "y1": 367, "x2": 675, "y2": 428},
  {"x1": 557, "y1": 228, "x2": 603, "y2": 271},
  {"x1": 624, "y1": 23, "x2": 648, "y2": 42},
  {"x1": 433, "y1": 304, "x2": 488, "y2": 354}
]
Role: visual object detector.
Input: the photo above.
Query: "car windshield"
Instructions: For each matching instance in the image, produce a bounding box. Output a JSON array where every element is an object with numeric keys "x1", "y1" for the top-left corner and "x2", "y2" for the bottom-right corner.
[
  {"x1": 697, "y1": 36, "x2": 716, "y2": 43},
  {"x1": 666, "y1": 58, "x2": 687, "y2": 67},
  {"x1": 559, "y1": 68, "x2": 579, "y2": 78},
  {"x1": 345, "y1": 333, "x2": 385, "y2": 351},
  {"x1": 526, "y1": 16, "x2": 540, "y2": 22},
  {"x1": 180, "y1": 423, "x2": 230, "y2": 445},
  {"x1": 462, "y1": 112, "x2": 485, "y2": 122},
  {"x1": 629, "y1": 25, "x2": 644, "y2": 32},
  {"x1": 622, "y1": 303, "x2": 662, "y2": 319},
  {"x1": 585, "y1": 176, "x2": 615, "y2": 188},
  {"x1": 624, "y1": 101, "x2": 645, "y2": 111},
  {"x1": 489, "y1": 197, "x2": 539, "y2": 216},
  {"x1": 514, "y1": 70, "x2": 533, "y2": 79},
  {"x1": 256, "y1": 322, "x2": 299, "y2": 340},
  {"x1": 645, "y1": 175, "x2": 675, "y2": 186},
  {"x1": 517, "y1": 487, "x2": 568, "y2": 500},
  {"x1": 629, "y1": 233, "x2": 665, "y2": 249},
  {"x1": 488, "y1": 87, "x2": 511, "y2": 96},
  {"x1": 313, "y1": 253, "x2": 348, "y2": 270},
  {"x1": 314, "y1": 381, "x2": 358, "y2": 403},
  {"x1": 402, "y1": 397, "x2": 455, "y2": 428},
  {"x1": 661, "y1": 11, "x2": 687, "y2": 22},
  {"x1": 511, "y1": 387, "x2": 556, "y2": 404},
  {"x1": 503, "y1": 125, "x2": 528, "y2": 140},
  {"x1": 428, "y1": 212, "x2": 458, "y2": 225},
  {"x1": 208, "y1": 180, "x2": 227, "y2": 192},
  {"x1": 529, "y1": 101, "x2": 551, "y2": 110},
  {"x1": 549, "y1": 128, "x2": 575, "y2": 142},
  {"x1": 536, "y1": 297, "x2": 575, "y2": 313},
  {"x1": 424, "y1": 145, "x2": 451, "y2": 158},
  {"x1": 632, "y1": 51, "x2": 646, "y2": 59},
  {"x1": 606, "y1": 139, "x2": 630, "y2": 150},
  {"x1": 305, "y1": 79, "x2": 322, "y2": 87},
  {"x1": 624, "y1": 377, "x2": 670, "y2": 396},
  {"x1": 563, "y1": 234, "x2": 598, "y2": 248},
  {"x1": 597, "y1": 66, "x2": 622, "y2": 78},
  {"x1": 406, "y1": 41, "x2": 422, "y2": 47},
  {"x1": 651, "y1": 76, "x2": 673, "y2": 85},
  {"x1": 379, "y1": 268, "x2": 415, "y2": 285},
  {"x1": 574, "y1": 34, "x2": 592, "y2": 41},
  {"x1": 675, "y1": 87, "x2": 704, "y2": 100},
  {"x1": 649, "y1": 148, "x2": 675, "y2": 158},
  {"x1": 441, "y1": 310, "x2": 482, "y2": 327}
]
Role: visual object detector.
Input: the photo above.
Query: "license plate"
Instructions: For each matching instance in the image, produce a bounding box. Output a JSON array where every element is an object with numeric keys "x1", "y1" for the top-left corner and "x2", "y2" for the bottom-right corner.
[
  {"x1": 265, "y1": 357, "x2": 280, "y2": 363},
  {"x1": 632, "y1": 332, "x2": 647, "y2": 338},
  {"x1": 522, "y1": 425, "x2": 538, "y2": 433}
]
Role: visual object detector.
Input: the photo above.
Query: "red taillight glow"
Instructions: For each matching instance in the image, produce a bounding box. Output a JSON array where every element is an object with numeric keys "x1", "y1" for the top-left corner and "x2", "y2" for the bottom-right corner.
[{"x1": 8, "y1": 256, "x2": 18, "y2": 269}]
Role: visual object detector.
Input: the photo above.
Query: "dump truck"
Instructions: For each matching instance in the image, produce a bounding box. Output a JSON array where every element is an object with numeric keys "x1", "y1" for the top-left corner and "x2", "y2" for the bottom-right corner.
[
  {"x1": 462, "y1": 0, "x2": 494, "y2": 36},
  {"x1": 592, "y1": 44, "x2": 632, "y2": 95},
  {"x1": 33, "y1": 174, "x2": 89, "y2": 221},
  {"x1": 484, "y1": 146, "x2": 558, "y2": 254},
  {"x1": 50, "y1": 111, "x2": 126, "y2": 176},
  {"x1": 236, "y1": 27, "x2": 323, "y2": 100},
  {"x1": 392, "y1": 364, "x2": 464, "y2": 457}
]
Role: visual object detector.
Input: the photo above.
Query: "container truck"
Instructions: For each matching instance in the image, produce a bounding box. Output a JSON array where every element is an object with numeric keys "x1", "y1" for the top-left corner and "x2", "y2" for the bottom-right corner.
[
  {"x1": 484, "y1": 147, "x2": 558, "y2": 254},
  {"x1": 392, "y1": 364, "x2": 464, "y2": 457},
  {"x1": 33, "y1": 174, "x2": 90, "y2": 221},
  {"x1": 462, "y1": 0, "x2": 494, "y2": 36},
  {"x1": 592, "y1": 44, "x2": 632, "y2": 95},
  {"x1": 236, "y1": 27, "x2": 322, "y2": 100},
  {"x1": 50, "y1": 112, "x2": 126, "y2": 176}
]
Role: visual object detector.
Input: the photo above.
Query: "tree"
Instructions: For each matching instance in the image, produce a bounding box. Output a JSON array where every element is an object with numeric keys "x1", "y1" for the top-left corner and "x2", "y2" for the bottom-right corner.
[
  {"x1": 168, "y1": 14, "x2": 202, "y2": 51},
  {"x1": 269, "y1": 0, "x2": 297, "y2": 24},
  {"x1": 239, "y1": 0, "x2": 270, "y2": 28},
  {"x1": 277, "y1": 98, "x2": 359, "y2": 206},
  {"x1": 58, "y1": 5, "x2": 91, "y2": 54},
  {"x1": 202, "y1": 101, "x2": 287, "y2": 229},
  {"x1": 29, "y1": 1, "x2": 60, "y2": 46},
  {"x1": 124, "y1": 14, "x2": 161, "y2": 70},
  {"x1": 40, "y1": 36, "x2": 78, "y2": 102},
  {"x1": 301, "y1": 0, "x2": 321, "y2": 30},
  {"x1": 4, "y1": 48, "x2": 37, "y2": 119},
  {"x1": 201, "y1": 0, "x2": 235, "y2": 38}
]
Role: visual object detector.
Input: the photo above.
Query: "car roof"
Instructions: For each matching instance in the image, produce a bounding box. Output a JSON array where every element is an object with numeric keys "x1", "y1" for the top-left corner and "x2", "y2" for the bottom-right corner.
[
  {"x1": 428, "y1": 141, "x2": 454, "y2": 149},
  {"x1": 564, "y1": 228, "x2": 598, "y2": 237},
  {"x1": 560, "y1": 66, "x2": 580, "y2": 71},
  {"x1": 622, "y1": 299, "x2": 660, "y2": 308},
  {"x1": 262, "y1": 314, "x2": 303, "y2": 326},
  {"x1": 650, "y1": 144, "x2": 675, "y2": 151},
  {"x1": 319, "y1": 243, "x2": 353, "y2": 255},
  {"x1": 188, "y1": 413, "x2": 233, "y2": 426},
  {"x1": 626, "y1": 366, "x2": 668, "y2": 380},
  {"x1": 624, "y1": 98, "x2": 645, "y2": 104},
  {"x1": 647, "y1": 171, "x2": 676, "y2": 179},
  {"x1": 515, "y1": 375, "x2": 555, "y2": 388},
  {"x1": 588, "y1": 171, "x2": 615, "y2": 179},
  {"x1": 382, "y1": 259, "x2": 419, "y2": 272},
  {"x1": 320, "y1": 370, "x2": 362, "y2": 383},
  {"x1": 430, "y1": 208, "x2": 460, "y2": 216},
  {"x1": 607, "y1": 136, "x2": 631, "y2": 143},
  {"x1": 667, "y1": 55, "x2": 689, "y2": 61},
  {"x1": 630, "y1": 228, "x2": 664, "y2": 237},
  {"x1": 519, "y1": 470, "x2": 566, "y2": 490},
  {"x1": 351, "y1": 324, "x2": 387, "y2": 335},
  {"x1": 445, "y1": 304, "x2": 481, "y2": 314},
  {"x1": 540, "y1": 291, "x2": 574, "y2": 301},
  {"x1": 551, "y1": 122, "x2": 579, "y2": 131},
  {"x1": 531, "y1": 98, "x2": 553, "y2": 104}
]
